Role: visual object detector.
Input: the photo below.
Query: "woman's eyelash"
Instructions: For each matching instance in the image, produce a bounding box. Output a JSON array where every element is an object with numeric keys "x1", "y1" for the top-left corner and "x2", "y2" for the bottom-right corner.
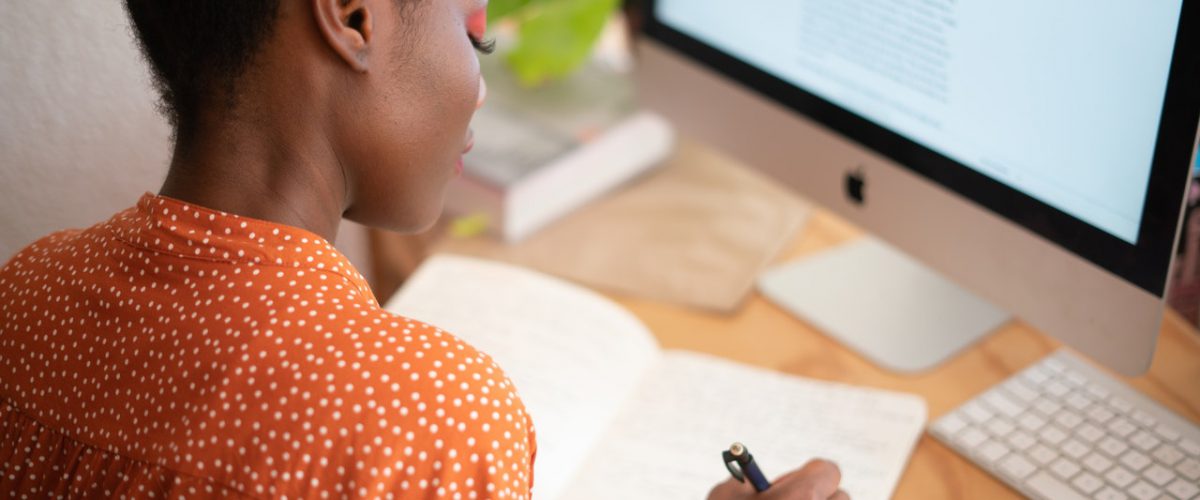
[{"x1": 470, "y1": 34, "x2": 496, "y2": 55}]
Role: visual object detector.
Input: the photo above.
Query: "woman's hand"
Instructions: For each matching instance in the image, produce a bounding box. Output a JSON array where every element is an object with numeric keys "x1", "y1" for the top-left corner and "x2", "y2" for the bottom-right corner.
[{"x1": 707, "y1": 459, "x2": 849, "y2": 500}]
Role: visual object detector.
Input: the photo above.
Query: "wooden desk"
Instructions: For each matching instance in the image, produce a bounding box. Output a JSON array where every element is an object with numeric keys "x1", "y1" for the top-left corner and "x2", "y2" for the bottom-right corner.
[
  {"x1": 603, "y1": 208, "x2": 1200, "y2": 499},
  {"x1": 371, "y1": 204, "x2": 1200, "y2": 499}
]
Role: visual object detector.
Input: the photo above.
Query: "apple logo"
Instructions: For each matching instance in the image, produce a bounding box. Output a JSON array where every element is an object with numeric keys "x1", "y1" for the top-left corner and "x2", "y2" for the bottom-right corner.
[{"x1": 845, "y1": 168, "x2": 866, "y2": 206}]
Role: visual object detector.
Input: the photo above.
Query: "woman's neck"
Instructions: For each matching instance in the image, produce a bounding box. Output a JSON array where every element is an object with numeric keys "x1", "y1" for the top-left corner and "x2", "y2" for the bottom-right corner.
[{"x1": 159, "y1": 114, "x2": 348, "y2": 243}]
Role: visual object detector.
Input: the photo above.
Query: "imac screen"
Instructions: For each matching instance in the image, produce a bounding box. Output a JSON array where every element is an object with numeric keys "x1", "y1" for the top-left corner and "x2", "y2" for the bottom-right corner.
[{"x1": 656, "y1": 0, "x2": 1183, "y2": 245}]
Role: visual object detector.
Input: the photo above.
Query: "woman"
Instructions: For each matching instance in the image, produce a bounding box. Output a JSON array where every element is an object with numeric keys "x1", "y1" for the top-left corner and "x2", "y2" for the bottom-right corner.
[{"x1": 0, "y1": 0, "x2": 844, "y2": 497}]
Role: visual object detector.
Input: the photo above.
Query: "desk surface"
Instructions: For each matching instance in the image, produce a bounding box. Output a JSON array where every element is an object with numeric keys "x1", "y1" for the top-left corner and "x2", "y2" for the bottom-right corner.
[{"x1": 599, "y1": 208, "x2": 1200, "y2": 499}]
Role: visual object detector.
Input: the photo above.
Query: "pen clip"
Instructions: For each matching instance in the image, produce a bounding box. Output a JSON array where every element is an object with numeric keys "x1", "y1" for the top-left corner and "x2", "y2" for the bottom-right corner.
[{"x1": 722, "y1": 450, "x2": 746, "y2": 483}]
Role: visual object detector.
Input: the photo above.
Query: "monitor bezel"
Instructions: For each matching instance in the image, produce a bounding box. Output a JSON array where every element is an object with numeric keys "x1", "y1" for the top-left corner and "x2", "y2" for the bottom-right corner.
[{"x1": 641, "y1": 1, "x2": 1200, "y2": 296}]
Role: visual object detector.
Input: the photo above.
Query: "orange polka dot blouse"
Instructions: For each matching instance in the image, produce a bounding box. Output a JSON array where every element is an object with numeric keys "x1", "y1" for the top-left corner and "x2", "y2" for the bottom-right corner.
[{"x1": 0, "y1": 194, "x2": 536, "y2": 498}]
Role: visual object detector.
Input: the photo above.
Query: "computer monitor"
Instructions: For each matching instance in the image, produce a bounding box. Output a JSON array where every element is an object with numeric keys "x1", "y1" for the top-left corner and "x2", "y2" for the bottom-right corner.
[{"x1": 635, "y1": 1, "x2": 1200, "y2": 375}]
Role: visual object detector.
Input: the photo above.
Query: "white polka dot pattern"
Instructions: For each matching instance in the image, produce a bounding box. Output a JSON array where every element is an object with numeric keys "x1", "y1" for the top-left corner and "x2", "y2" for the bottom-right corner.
[{"x1": 0, "y1": 194, "x2": 537, "y2": 498}]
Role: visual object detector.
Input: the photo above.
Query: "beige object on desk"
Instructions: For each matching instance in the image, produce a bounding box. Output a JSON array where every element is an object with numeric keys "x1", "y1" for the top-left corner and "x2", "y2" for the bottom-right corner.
[{"x1": 438, "y1": 138, "x2": 810, "y2": 312}]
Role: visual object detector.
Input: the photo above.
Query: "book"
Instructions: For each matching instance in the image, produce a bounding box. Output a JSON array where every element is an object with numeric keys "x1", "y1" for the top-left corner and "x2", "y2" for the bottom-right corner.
[
  {"x1": 444, "y1": 57, "x2": 675, "y2": 243},
  {"x1": 384, "y1": 255, "x2": 928, "y2": 499}
]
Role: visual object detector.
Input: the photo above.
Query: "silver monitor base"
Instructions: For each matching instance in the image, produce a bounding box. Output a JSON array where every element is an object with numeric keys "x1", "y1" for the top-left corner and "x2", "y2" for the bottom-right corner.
[{"x1": 758, "y1": 238, "x2": 1011, "y2": 373}]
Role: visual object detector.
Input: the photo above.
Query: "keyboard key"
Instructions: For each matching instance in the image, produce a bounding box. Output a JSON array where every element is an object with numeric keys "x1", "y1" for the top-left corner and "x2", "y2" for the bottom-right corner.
[
  {"x1": 1178, "y1": 457, "x2": 1200, "y2": 481},
  {"x1": 997, "y1": 453, "x2": 1036, "y2": 480},
  {"x1": 1109, "y1": 396, "x2": 1134, "y2": 414},
  {"x1": 1082, "y1": 452, "x2": 1112, "y2": 474},
  {"x1": 1120, "y1": 449, "x2": 1152, "y2": 471},
  {"x1": 983, "y1": 391, "x2": 1023, "y2": 418},
  {"x1": 1066, "y1": 392, "x2": 1092, "y2": 411},
  {"x1": 1084, "y1": 383, "x2": 1109, "y2": 400},
  {"x1": 1050, "y1": 457, "x2": 1082, "y2": 480},
  {"x1": 1130, "y1": 430, "x2": 1161, "y2": 452},
  {"x1": 1075, "y1": 422, "x2": 1105, "y2": 443},
  {"x1": 1003, "y1": 379, "x2": 1038, "y2": 402},
  {"x1": 1108, "y1": 416, "x2": 1138, "y2": 438},
  {"x1": 1098, "y1": 436, "x2": 1129, "y2": 457},
  {"x1": 1028, "y1": 444, "x2": 1059, "y2": 465},
  {"x1": 1180, "y1": 438, "x2": 1200, "y2": 457},
  {"x1": 1128, "y1": 480, "x2": 1160, "y2": 500},
  {"x1": 1143, "y1": 463, "x2": 1175, "y2": 486},
  {"x1": 1104, "y1": 465, "x2": 1137, "y2": 488},
  {"x1": 1044, "y1": 357, "x2": 1066, "y2": 373},
  {"x1": 1154, "y1": 423, "x2": 1180, "y2": 442},
  {"x1": 1166, "y1": 478, "x2": 1199, "y2": 500},
  {"x1": 1085, "y1": 405, "x2": 1115, "y2": 424},
  {"x1": 961, "y1": 401, "x2": 993, "y2": 423},
  {"x1": 1004, "y1": 430, "x2": 1036, "y2": 451},
  {"x1": 977, "y1": 440, "x2": 1009, "y2": 462},
  {"x1": 1034, "y1": 398, "x2": 1063, "y2": 416},
  {"x1": 932, "y1": 413, "x2": 967, "y2": 437},
  {"x1": 1064, "y1": 370, "x2": 1088, "y2": 387},
  {"x1": 1039, "y1": 425, "x2": 1069, "y2": 445},
  {"x1": 1152, "y1": 443, "x2": 1184, "y2": 466},
  {"x1": 1131, "y1": 409, "x2": 1157, "y2": 428},
  {"x1": 1022, "y1": 365, "x2": 1051, "y2": 385},
  {"x1": 1028, "y1": 471, "x2": 1089, "y2": 500},
  {"x1": 1070, "y1": 471, "x2": 1103, "y2": 494},
  {"x1": 985, "y1": 418, "x2": 1015, "y2": 437},
  {"x1": 1061, "y1": 439, "x2": 1089, "y2": 459},
  {"x1": 1094, "y1": 486, "x2": 1128, "y2": 500},
  {"x1": 1054, "y1": 411, "x2": 1084, "y2": 429},
  {"x1": 1018, "y1": 412, "x2": 1047, "y2": 432},
  {"x1": 956, "y1": 427, "x2": 988, "y2": 449},
  {"x1": 1046, "y1": 380, "x2": 1071, "y2": 397}
]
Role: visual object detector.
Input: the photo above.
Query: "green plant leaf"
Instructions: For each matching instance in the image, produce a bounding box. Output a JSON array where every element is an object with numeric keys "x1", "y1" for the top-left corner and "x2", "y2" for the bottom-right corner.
[
  {"x1": 487, "y1": 0, "x2": 535, "y2": 23},
  {"x1": 503, "y1": 0, "x2": 620, "y2": 86}
]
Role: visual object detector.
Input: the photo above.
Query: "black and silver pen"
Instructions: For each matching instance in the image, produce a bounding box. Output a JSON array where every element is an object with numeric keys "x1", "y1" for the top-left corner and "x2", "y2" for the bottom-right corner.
[{"x1": 722, "y1": 441, "x2": 772, "y2": 492}]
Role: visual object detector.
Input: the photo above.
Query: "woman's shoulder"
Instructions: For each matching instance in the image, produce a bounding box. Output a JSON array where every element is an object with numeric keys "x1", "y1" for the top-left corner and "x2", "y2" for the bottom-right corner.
[
  {"x1": 222, "y1": 306, "x2": 536, "y2": 495},
  {"x1": 250, "y1": 304, "x2": 516, "y2": 397}
]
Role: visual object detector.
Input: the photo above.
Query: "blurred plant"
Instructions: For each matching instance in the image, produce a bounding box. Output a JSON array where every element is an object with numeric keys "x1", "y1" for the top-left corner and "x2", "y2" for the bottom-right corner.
[{"x1": 488, "y1": 0, "x2": 622, "y2": 86}]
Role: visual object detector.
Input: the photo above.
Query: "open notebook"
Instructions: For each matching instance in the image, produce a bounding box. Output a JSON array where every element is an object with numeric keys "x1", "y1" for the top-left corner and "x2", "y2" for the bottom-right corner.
[{"x1": 384, "y1": 255, "x2": 927, "y2": 499}]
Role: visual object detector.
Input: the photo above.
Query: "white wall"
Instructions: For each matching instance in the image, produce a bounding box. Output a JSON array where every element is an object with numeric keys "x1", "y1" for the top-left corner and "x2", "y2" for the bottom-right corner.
[{"x1": 0, "y1": 2, "x2": 371, "y2": 279}]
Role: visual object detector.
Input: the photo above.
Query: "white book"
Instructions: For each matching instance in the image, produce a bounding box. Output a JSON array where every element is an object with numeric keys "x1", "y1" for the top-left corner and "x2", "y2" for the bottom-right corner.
[
  {"x1": 384, "y1": 255, "x2": 927, "y2": 500},
  {"x1": 447, "y1": 109, "x2": 674, "y2": 243},
  {"x1": 444, "y1": 58, "x2": 675, "y2": 243}
]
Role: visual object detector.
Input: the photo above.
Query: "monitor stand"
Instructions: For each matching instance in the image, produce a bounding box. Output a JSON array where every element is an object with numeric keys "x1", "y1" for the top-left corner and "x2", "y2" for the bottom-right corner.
[{"x1": 758, "y1": 237, "x2": 1011, "y2": 373}]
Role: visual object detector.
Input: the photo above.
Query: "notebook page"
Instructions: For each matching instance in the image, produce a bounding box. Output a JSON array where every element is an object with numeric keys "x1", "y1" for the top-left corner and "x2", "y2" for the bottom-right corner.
[
  {"x1": 560, "y1": 351, "x2": 926, "y2": 500},
  {"x1": 384, "y1": 255, "x2": 661, "y2": 500}
]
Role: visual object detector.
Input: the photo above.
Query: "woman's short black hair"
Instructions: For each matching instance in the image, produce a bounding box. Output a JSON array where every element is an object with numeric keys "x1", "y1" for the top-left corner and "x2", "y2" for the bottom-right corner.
[{"x1": 124, "y1": 1, "x2": 282, "y2": 141}]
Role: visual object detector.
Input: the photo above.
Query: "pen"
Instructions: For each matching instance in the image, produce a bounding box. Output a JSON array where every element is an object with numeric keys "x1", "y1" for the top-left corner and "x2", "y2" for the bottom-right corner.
[{"x1": 722, "y1": 441, "x2": 772, "y2": 492}]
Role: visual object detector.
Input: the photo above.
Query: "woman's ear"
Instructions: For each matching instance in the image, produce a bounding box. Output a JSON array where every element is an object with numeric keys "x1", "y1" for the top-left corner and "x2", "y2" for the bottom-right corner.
[{"x1": 312, "y1": 0, "x2": 375, "y2": 72}]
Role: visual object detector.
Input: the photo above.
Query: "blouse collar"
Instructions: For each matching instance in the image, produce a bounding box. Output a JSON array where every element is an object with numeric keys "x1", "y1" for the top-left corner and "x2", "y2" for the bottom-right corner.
[{"x1": 107, "y1": 193, "x2": 374, "y2": 300}]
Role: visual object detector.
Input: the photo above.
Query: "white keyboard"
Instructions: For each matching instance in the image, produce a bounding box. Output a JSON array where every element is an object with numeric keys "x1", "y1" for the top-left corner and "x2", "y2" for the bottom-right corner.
[{"x1": 929, "y1": 350, "x2": 1200, "y2": 500}]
